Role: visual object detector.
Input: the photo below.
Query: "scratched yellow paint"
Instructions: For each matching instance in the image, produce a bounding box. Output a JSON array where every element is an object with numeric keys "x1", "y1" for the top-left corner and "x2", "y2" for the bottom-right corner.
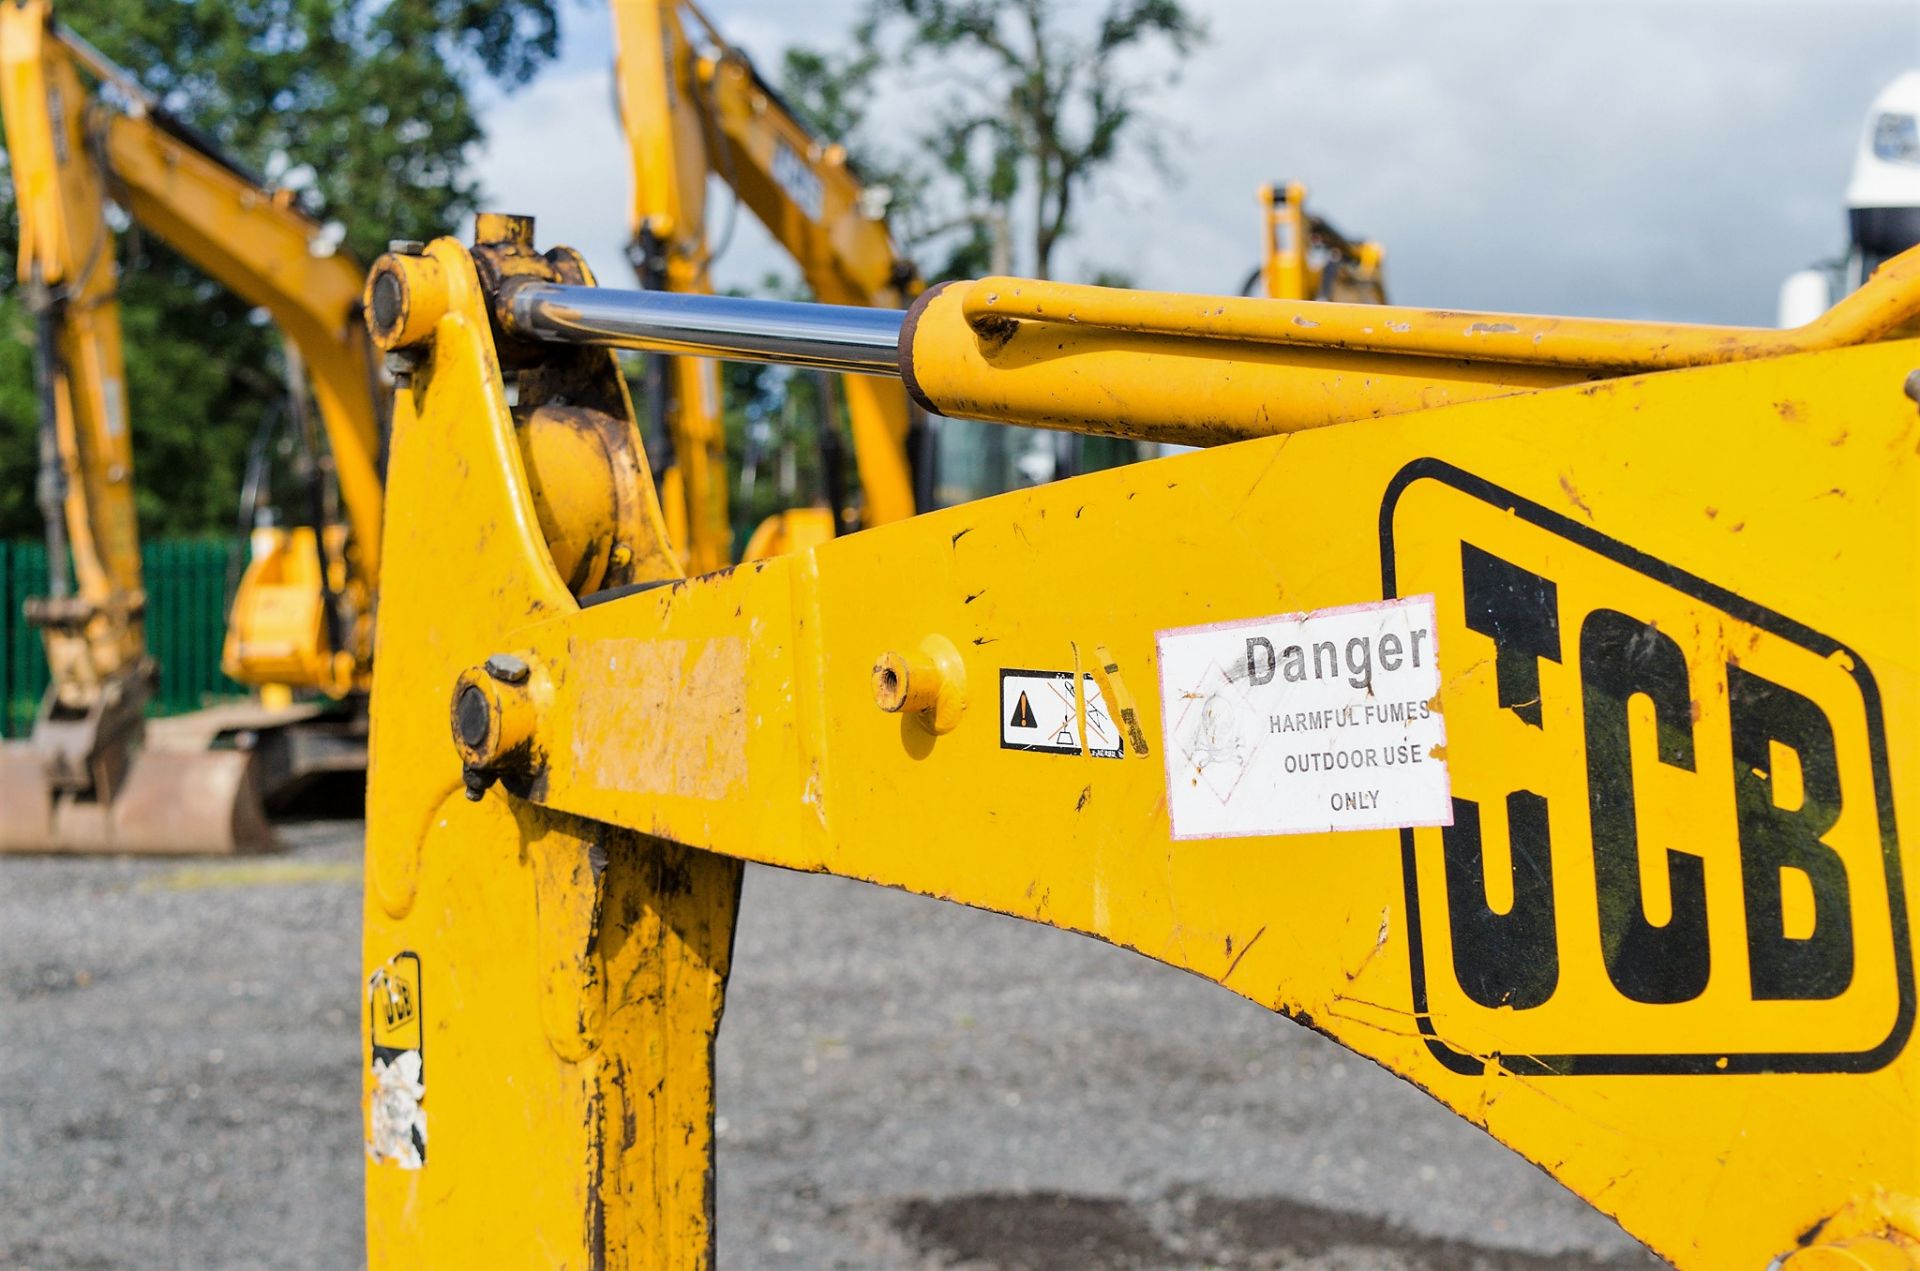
[{"x1": 364, "y1": 227, "x2": 1920, "y2": 1268}]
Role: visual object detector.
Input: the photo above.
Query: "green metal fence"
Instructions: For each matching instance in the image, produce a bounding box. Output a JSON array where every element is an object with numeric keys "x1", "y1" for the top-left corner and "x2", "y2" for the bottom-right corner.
[{"x1": 1, "y1": 538, "x2": 245, "y2": 738}]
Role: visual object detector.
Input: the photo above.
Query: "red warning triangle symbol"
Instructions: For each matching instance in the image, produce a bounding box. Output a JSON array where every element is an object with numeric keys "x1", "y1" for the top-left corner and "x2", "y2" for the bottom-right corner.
[{"x1": 1010, "y1": 691, "x2": 1037, "y2": 729}]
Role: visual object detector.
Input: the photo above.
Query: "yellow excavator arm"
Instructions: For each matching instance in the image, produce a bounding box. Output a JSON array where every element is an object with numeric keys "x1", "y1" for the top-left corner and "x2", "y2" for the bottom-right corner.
[
  {"x1": 0, "y1": 0, "x2": 144, "y2": 721},
  {"x1": 612, "y1": 0, "x2": 922, "y2": 571},
  {"x1": 0, "y1": 0, "x2": 385, "y2": 852},
  {"x1": 56, "y1": 21, "x2": 386, "y2": 693},
  {"x1": 6, "y1": 5, "x2": 386, "y2": 688},
  {"x1": 358, "y1": 215, "x2": 1920, "y2": 1268},
  {"x1": 1258, "y1": 179, "x2": 1387, "y2": 304}
]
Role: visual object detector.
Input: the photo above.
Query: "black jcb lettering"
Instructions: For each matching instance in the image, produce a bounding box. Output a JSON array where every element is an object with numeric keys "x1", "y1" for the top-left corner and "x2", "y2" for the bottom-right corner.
[
  {"x1": 1581, "y1": 609, "x2": 1711, "y2": 1005},
  {"x1": 1442, "y1": 793, "x2": 1559, "y2": 1009},
  {"x1": 1442, "y1": 543, "x2": 1565, "y2": 1010},
  {"x1": 1385, "y1": 462, "x2": 1907, "y2": 1074},
  {"x1": 1730, "y1": 666, "x2": 1854, "y2": 1001},
  {"x1": 1461, "y1": 542, "x2": 1560, "y2": 728}
]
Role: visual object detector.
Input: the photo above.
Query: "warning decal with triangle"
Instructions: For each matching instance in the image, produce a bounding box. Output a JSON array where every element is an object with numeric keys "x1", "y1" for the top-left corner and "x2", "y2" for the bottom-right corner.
[
  {"x1": 1009, "y1": 691, "x2": 1037, "y2": 729},
  {"x1": 998, "y1": 668, "x2": 1124, "y2": 758}
]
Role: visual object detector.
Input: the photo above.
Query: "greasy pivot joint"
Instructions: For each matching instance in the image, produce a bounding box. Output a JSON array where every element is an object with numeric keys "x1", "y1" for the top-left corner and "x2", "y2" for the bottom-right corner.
[
  {"x1": 450, "y1": 655, "x2": 541, "y2": 799},
  {"x1": 363, "y1": 250, "x2": 449, "y2": 352}
]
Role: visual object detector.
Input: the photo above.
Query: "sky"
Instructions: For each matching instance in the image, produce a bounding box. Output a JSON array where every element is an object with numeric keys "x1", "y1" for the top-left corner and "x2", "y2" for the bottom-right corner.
[{"x1": 475, "y1": 0, "x2": 1920, "y2": 326}]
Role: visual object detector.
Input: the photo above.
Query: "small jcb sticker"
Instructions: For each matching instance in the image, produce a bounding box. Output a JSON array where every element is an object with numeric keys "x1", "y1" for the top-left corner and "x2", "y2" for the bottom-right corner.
[
  {"x1": 1157, "y1": 597, "x2": 1453, "y2": 839},
  {"x1": 366, "y1": 951, "x2": 427, "y2": 1169},
  {"x1": 1000, "y1": 669, "x2": 1123, "y2": 758}
]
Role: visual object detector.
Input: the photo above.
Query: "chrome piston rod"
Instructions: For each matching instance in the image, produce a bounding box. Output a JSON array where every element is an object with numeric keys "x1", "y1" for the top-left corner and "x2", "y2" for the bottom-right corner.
[{"x1": 501, "y1": 281, "x2": 905, "y2": 376}]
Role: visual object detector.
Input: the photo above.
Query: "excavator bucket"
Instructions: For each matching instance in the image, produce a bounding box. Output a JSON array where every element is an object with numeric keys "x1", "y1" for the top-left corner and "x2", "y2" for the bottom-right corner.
[
  {"x1": 0, "y1": 747, "x2": 54, "y2": 849},
  {"x1": 0, "y1": 742, "x2": 272, "y2": 855}
]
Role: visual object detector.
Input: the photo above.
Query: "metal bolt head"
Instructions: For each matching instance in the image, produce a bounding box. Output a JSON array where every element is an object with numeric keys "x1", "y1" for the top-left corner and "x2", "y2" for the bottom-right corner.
[
  {"x1": 1904, "y1": 369, "x2": 1920, "y2": 406},
  {"x1": 485, "y1": 653, "x2": 531, "y2": 684}
]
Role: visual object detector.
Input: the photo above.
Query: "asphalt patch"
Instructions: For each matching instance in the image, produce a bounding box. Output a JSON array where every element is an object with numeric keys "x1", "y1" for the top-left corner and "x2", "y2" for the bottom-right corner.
[{"x1": 894, "y1": 1188, "x2": 1659, "y2": 1270}]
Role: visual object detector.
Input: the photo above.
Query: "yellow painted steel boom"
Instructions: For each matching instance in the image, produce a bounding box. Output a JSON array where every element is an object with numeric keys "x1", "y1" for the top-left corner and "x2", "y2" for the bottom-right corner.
[
  {"x1": 54, "y1": 15, "x2": 385, "y2": 683},
  {"x1": 612, "y1": 0, "x2": 923, "y2": 570},
  {"x1": 0, "y1": 0, "x2": 144, "y2": 734},
  {"x1": 0, "y1": 0, "x2": 384, "y2": 852},
  {"x1": 357, "y1": 213, "x2": 1920, "y2": 1268}
]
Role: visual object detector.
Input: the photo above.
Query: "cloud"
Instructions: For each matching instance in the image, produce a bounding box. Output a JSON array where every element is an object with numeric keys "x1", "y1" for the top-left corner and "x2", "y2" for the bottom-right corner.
[
  {"x1": 471, "y1": 63, "x2": 633, "y2": 285},
  {"x1": 479, "y1": 0, "x2": 1920, "y2": 323}
]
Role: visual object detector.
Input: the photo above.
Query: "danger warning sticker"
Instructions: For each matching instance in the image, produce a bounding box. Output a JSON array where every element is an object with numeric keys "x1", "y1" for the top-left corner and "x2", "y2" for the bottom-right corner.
[
  {"x1": 1156, "y1": 596, "x2": 1452, "y2": 839},
  {"x1": 1001, "y1": 669, "x2": 1124, "y2": 758}
]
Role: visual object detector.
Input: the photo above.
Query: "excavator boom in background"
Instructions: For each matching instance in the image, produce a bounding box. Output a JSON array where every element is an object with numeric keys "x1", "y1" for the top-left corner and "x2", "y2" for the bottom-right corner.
[
  {"x1": 612, "y1": 0, "x2": 925, "y2": 569},
  {"x1": 1253, "y1": 179, "x2": 1388, "y2": 304},
  {"x1": 0, "y1": 0, "x2": 385, "y2": 852}
]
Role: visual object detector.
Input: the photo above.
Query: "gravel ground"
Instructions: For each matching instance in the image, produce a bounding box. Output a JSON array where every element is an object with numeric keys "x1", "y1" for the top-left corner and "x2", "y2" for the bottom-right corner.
[{"x1": 0, "y1": 822, "x2": 1664, "y2": 1269}]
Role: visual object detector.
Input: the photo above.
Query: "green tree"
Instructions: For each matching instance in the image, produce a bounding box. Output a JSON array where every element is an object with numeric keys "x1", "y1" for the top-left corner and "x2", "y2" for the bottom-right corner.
[
  {"x1": 784, "y1": 0, "x2": 1204, "y2": 282},
  {"x1": 784, "y1": 0, "x2": 1199, "y2": 486},
  {"x1": 0, "y1": 0, "x2": 561, "y2": 539}
]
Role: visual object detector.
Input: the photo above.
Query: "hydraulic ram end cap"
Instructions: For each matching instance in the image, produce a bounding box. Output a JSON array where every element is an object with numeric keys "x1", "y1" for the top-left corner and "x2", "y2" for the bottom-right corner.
[{"x1": 364, "y1": 248, "x2": 449, "y2": 352}]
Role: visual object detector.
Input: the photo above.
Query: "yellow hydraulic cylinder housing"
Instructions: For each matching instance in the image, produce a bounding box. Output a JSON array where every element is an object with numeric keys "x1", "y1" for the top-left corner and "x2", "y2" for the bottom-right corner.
[{"x1": 359, "y1": 217, "x2": 1920, "y2": 1269}]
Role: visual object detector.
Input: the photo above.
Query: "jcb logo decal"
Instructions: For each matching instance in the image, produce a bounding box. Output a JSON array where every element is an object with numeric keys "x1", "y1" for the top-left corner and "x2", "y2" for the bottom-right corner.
[
  {"x1": 368, "y1": 951, "x2": 424, "y2": 1054},
  {"x1": 1382, "y1": 461, "x2": 1912, "y2": 1075}
]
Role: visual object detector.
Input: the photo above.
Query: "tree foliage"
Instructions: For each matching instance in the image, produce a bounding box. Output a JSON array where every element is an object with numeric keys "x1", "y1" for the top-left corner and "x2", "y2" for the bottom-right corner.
[
  {"x1": 0, "y1": 0, "x2": 560, "y2": 539},
  {"x1": 784, "y1": 0, "x2": 1203, "y2": 281}
]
